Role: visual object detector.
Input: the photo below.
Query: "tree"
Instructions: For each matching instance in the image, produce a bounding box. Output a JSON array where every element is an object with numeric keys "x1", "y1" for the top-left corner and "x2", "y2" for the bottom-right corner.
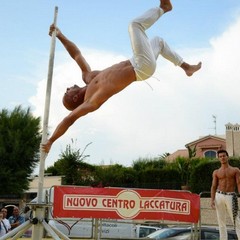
[
  {"x1": 187, "y1": 145, "x2": 196, "y2": 159},
  {"x1": 0, "y1": 106, "x2": 41, "y2": 195},
  {"x1": 94, "y1": 164, "x2": 138, "y2": 188},
  {"x1": 132, "y1": 156, "x2": 167, "y2": 171},
  {"x1": 45, "y1": 141, "x2": 93, "y2": 185}
]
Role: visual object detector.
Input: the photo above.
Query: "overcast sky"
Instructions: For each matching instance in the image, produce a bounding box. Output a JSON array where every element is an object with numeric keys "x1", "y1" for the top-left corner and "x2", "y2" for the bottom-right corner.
[{"x1": 1, "y1": 0, "x2": 240, "y2": 173}]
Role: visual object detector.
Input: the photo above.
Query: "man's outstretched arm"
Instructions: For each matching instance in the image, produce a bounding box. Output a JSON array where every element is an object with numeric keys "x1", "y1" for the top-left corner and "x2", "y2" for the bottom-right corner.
[
  {"x1": 49, "y1": 24, "x2": 91, "y2": 83},
  {"x1": 42, "y1": 99, "x2": 100, "y2": 153}
]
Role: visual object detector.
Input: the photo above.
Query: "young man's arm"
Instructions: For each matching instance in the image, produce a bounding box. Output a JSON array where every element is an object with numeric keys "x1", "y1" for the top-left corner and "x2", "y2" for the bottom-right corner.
[
  {"x1": 235, "y1": 168, "x2": 240, "y2": 194},
  {"x1": 211, "y1": 170, "x2": 218, "y2": 209},
  {"x1": 49, "y1": 25, "x2": 92, "y2": 84}
]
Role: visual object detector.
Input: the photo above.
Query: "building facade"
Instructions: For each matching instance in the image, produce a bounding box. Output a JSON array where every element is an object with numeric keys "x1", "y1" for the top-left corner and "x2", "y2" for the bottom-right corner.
[
  {"x1": 226, "y1": 123, "x2": 240, "y2": 157},
  {"x1": 167, "y1": 122, "x2": 240, "y2": 161}
]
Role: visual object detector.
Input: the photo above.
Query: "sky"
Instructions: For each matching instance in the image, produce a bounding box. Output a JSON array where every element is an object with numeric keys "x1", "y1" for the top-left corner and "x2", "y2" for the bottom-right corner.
[{"x1": 1, "y1": 0, "x2": 240, "y2": 173}]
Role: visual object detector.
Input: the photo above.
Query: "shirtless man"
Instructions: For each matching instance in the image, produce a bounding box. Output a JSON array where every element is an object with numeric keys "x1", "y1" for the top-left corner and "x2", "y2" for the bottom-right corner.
[
  {"x1": 42, "y1": 0, "x2": 201, "y2": 153},
  {"x1": 211, "y1": 149, "x2": 240, "y2": 239}
]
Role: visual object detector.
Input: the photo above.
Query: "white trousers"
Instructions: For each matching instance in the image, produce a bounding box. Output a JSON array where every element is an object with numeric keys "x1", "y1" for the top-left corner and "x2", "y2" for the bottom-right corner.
[
  {"x1": 215, "y1": 192, "x2": 240, "y2": 240},
  {"x1": 129, "y1": 7, "x2": 183, "y2": 81}
]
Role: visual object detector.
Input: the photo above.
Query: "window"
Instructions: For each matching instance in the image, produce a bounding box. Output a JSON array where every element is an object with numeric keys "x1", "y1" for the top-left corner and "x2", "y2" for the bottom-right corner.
[
  {"x1": 204, "y1": 150, "x2": 216, "y2": 159},
  {"x1": 234, "y1": 126, "x2": 239, "y2": 131},
  {"x1": 138, "y1": 227, "x2": 160, "y2": 238},
  {"x1": 203, "y1": 232, "x2": 219, "y2": 239}
]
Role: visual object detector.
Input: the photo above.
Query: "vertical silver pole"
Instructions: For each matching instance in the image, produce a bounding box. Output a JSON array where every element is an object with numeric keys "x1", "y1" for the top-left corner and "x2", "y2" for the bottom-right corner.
[
  {"x1": 37, "y1": 6, "x2": 58, "y2": 204},
  {"x1": 32, "y1": 6, "x2": 58, "y2": 240}
]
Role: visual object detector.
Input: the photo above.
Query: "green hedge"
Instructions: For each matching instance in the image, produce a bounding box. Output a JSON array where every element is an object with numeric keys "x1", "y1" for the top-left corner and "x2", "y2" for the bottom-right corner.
[
  {"x1": 137, "y1": 168, "x2": 181, "y2": 190},
  {"x1": 190, "y1": 158, "x2": 240, "y2": 194}
]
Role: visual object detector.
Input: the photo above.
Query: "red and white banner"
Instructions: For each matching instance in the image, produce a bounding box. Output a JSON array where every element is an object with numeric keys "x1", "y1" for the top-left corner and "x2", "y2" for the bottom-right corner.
[{"x1": 53, "y1": 186, "x2": 200, "y2": 223}]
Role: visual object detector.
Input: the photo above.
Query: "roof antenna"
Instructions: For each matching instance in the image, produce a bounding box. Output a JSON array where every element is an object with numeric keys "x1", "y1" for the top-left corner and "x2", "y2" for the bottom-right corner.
[{"x1": 212, "y1": 115, "x2": 217, "y2": 135}]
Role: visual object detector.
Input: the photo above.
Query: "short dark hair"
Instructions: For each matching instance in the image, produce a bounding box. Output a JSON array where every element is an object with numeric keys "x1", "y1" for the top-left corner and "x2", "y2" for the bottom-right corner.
[{"x1": 217, "y1": 149, "x2": 229, "y2": 157}]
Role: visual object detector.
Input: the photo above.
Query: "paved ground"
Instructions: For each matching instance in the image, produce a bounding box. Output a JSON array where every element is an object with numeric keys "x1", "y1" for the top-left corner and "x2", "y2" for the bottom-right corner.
[{"x1": 199, "y1": 197, "x2": 238, "y2": 227}]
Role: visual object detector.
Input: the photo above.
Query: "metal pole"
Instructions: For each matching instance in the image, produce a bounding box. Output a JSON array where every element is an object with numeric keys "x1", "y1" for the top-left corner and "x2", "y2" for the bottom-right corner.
[
  {"x1": 32, "y1": 6, "x2": 58, "y2": 240},
  {"x1": 37, "y1": 5, "x2": 58, "y2": 204}
]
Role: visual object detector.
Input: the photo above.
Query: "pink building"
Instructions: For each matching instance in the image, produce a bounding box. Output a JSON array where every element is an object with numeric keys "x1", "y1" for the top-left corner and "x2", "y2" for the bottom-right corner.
[
  {"x1": 185, "y1": 135, "x2": 226, "y2": 159},
  {"x1": 166, "y1": 123, "x2": 240, "y2": 161}
]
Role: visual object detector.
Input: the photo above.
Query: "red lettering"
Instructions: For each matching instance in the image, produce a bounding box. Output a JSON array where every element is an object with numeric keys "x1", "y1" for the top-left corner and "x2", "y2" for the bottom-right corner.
[
  {"x1": 176, "y1": 202, "x2": 181, "y2": 211},
  {"x1": 66, "y1": 197, "x2": 73, "y2": 206},
  {"x1": 129, "y1": 200, "x2": 135, "y2": 208},
  {"x1": 65, "y1": 197, "x2": 98, "y2": 207},
  {"x1": 182, "y1": 203, "x2": 188, "y2": 212},
  {"x1": 101, "y1": 198, "x2": 136, "y2": 209},
  {"x1": 170, "y1": 201, "x2": 175, "y2": 210}
]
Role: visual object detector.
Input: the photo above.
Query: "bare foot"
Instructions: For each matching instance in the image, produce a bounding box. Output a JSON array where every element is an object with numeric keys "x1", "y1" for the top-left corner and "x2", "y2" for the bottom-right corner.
[
  {"x1": 181, "y1": 62, "x2": 202, "y2": 77},
  {"x1": 160, "y1": 0, "x2": 173, "y2": 13}
]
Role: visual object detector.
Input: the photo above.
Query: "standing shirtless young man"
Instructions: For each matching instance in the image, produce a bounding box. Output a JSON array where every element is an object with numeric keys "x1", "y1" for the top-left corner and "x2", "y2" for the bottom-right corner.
[
  {"x1": 42, "y1": 0, "x2": 202, "y2": 153},
  {"x1": 211, "y1": 150, "x2": 240, "y2": 239}
]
